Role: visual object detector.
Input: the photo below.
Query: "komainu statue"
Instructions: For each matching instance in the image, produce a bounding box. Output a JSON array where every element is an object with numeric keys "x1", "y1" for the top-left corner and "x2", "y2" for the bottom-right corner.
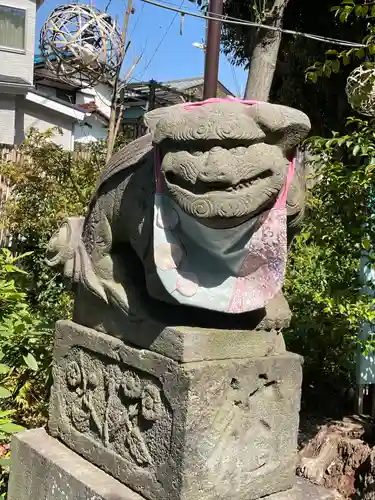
[{"x1": 46, "y1": 98, "x2": 311, "y2": 334}]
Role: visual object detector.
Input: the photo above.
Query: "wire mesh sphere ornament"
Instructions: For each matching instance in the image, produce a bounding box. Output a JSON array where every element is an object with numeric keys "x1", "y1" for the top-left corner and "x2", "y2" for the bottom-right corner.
[
  {"x1": 39, "y1": 4, "x2": 123, "y2": 86},
  {"x1": 346, "y1": 65, "x2": 375, "y2": 117}
]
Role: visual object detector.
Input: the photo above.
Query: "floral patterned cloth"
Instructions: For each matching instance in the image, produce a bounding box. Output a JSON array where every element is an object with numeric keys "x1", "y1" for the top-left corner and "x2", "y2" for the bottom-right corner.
[{"x1": 152, "y1": 97, "x2": 294, "y2": 314}]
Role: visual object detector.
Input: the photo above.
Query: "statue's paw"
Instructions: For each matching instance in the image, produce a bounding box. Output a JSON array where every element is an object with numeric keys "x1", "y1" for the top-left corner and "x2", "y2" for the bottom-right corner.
[
  {"x1": 46, "y1": 217, "x2": 84, "y2": 268},
  {"x1": 257, "y1": 292, "x2": 292, "y2": 331},
  {"x1": 46, "y1": 218, "x2": 86, "y2": 283}
]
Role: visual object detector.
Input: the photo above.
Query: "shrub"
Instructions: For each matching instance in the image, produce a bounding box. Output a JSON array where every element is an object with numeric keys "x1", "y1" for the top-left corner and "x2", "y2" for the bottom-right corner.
[{"x1": 285, "y1": 117, "x2": 375, "y2": 385}]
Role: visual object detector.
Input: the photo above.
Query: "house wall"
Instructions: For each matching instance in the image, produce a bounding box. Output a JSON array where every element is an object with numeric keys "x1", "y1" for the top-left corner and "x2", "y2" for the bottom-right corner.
[
  {"x1": 34, "y1": 84, "x2": 57, "y2": 99},
  {"x1": 0, "y1": 96, "x2": 15, "y2": 145},
  {"x1": 0, "y1": 0, "x2": 36, "y2": 84},
  {"x1": 76, "y1": 83, "x2": 112, "y2": 120},
  {"x1": 75, "y1": 83, "x2": 111, "y2": 143},
  {"x1": 20, "y1": 100, "x2": 74, "y2": 150},
  {"x1": 186, "y1": 83, "x2": 232, "y2": 100},
  {"x1": 33, "y1": 83, "x2": 110, "y2": 144},
  {"x1": 74, "y1": 114, "x2": 108, "y2": 144}
]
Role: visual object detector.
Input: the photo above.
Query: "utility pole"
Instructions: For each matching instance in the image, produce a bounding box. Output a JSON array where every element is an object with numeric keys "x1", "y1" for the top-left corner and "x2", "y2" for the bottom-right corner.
[
  {"x1": 203, "y1": 0, "x2": 223, "y2": 99},
  {"x1": 147, "y1": 79, "x2": 157, "y2": 111}
]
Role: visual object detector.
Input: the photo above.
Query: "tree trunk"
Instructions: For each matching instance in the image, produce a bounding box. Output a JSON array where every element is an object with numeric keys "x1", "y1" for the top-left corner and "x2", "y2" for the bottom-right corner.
[
  {"x1": 244, "y1": 0, "x2": 290, "y2": 101},
  {"x1": 298, "y1": 417, "x2": 372, "y2": 499}
]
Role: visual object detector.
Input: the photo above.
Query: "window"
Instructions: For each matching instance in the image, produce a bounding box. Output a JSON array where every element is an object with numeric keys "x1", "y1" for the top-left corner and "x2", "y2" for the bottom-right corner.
[
  {"x1": 0, "y1": 5, "x2": 25, "y2": 51},
  {"x1": 56, "y1": 89, "x2": 76, "y2": 105}
]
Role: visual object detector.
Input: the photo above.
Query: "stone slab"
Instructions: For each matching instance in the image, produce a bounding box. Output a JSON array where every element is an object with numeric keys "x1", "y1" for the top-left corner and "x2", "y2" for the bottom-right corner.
[
  {"x1": 49, "y1": 320, "x2": 303, "y2": 500},
  {"x1": 62, "y1": 315, "x2": 286, "y2": 364},
  {"x1": 7, "y1": 428, "x2": 144, "y2": 500},
  {"x1": 7, "y1": 429, "x2": 339, "y2": 500}
]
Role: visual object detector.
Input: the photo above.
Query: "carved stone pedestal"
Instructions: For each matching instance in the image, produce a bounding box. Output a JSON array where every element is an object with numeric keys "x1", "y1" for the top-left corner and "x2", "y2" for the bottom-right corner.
[{"x1": 43, "y1": 320, "x2": 303, "y2": 500}]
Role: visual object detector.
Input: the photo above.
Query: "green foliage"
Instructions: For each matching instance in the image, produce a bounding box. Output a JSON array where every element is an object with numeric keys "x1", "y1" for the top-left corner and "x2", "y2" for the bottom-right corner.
[
  {"x1": 220, "y1": 0, "x2": 361, "y2": 135},
  {"x1": 0, "y1": 127, "x2": 129, "y2": 400},
  {"x1": 1, "y1": 128, "x2": 103, "y2": 237},
  {"x1": 220, "y1": 0, "x2": 277, "y2": 68},
  {"x1": 306, "y1": 0, "x2": 374, "y2": 82},
  {"x1": 0, "y1": 248, "x2": 52, "y2": 412},
  {"x1": 0, "y1": 128, "x2": 130, "y2": 498},
  {"x1": 0, "y1": 128, "x2": 109, "y2": 323},
  {"x1": 0, "y1": 127, "x2": 132, "y2": 414},
  {"x1": 281, "y1": 0, "x2": 375, "y2": 381},
  {"x1": 285, "y1": 115, "x2": 375, "y2": 379},
  {"x1": 0, "y1": 249, "x2": 53, "y2": 499}
]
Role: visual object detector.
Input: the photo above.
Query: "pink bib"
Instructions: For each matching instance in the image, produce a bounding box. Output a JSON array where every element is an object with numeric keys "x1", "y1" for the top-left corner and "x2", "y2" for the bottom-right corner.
[{"x1": 152, "y1": 98, "x2": 294, "y2": 314}]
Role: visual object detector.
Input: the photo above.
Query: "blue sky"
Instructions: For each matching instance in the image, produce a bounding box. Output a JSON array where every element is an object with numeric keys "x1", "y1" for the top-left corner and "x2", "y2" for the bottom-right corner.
[{"x1": 36, "y1": 0, "x2": 248, "y2": 96}]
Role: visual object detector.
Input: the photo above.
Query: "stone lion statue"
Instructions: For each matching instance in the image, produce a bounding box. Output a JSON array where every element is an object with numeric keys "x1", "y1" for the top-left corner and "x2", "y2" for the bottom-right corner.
[{"x1": 46, "y1": 99, "x2": 311, "y2": 334}]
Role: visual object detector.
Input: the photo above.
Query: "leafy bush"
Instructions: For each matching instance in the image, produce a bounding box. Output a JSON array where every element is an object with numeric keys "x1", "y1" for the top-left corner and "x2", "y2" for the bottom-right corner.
[
  {"x1": 0, "y1": 128, "x2": 130, "y2": 324},
  {"x1": 0, "y1": 128, "x2": 104, "y2": 323},
  {"x1": 0, "y1": 128, "x2": 131, "y2": 412},
  {"x1": 0, "y1": 248, "x2": 52, "y2": 417},
  {"x1": 0, "y1": 127, "x2": 132, "y2": 498},
  {"x1": 0, "y1": 248, "x2": 53, "y2": 498},
  {"x1": 285, "y1": 116, "x2": 375, "y2": 383}
]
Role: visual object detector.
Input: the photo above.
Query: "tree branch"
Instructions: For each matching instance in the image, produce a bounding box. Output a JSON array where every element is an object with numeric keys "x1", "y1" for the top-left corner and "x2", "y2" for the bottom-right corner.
[
  {"x1": 106, "y1": 0, "x2": 133, "y2": 164},
  {"x1": 113, "y1": 56, "x2": 142, "y2": 143}
]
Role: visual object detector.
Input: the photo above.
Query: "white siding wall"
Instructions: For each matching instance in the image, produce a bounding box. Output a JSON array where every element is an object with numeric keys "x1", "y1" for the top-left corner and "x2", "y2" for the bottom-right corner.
[
  {"x1": 0, "y1": 0, "x2": 36, "y2": 84},
  {"x1": 76, "y1": 83, "x2": 112, "y2": 120},
  {"x1": 74, "y1": 114, "x2": 108, "y2": 144},
  {"x1": 75, "y1": 83, "x2": 111, "y2": 143},
  {"x1": 21, "y1": 100, "x2": 74, "y2": 150},
  {"x1": 0, "y1": 96, "x2": 15, "y2": 144}
]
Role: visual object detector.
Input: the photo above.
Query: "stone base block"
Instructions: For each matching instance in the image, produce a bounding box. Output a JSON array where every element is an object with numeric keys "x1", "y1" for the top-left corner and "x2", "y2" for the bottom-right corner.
[
  {"x1": 48, "y1": 320, "x2": 303, "y2": 500},
  {"x1": 73, "y1": 288, "x2": 289, "y2": 363},
  {"x1": 7, "y1": 429, "x2": 339, "y2": 500},
  {"x1": 7, "y1": 428, "x2": 143, "y2": 500}
]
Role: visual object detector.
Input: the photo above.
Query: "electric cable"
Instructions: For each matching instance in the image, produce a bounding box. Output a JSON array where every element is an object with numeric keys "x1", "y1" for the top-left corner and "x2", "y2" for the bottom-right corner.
[{"x1": 141, "y1": 0, "x2": 367, "y2": 49}]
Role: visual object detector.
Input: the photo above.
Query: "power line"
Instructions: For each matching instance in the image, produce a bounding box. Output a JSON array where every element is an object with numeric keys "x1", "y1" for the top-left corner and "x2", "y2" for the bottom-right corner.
[
  {"x1": 129, "y1": 0, "x2": 145, "y2": 39},
  {"x1": 228, "y1": 59, "x2": 241, "y2": 97},
  {"x1": 136, "y1": 0, "x2": 184, "y2": 81},
  {"x1": 141, "y1": 0, "x2": 367, "y2": 49}
]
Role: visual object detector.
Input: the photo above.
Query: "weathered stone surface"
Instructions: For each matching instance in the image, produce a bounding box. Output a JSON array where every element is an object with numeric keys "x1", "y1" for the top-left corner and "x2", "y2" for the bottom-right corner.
[
  {"x1": 7, "y1": 428, "x2": 340, "y2": 500},
  {"x1": 48, "y1": 320, "x2": 303, "y2": 500},
  {"x1": 7, "y1": 428, "x2": 144, "y2": 500},
  {"x1": 72, "y1": 286, "x2": 290, "y2": 360},
  {"x1": 66, "y1": 306, "x2": 287, "y2": 363}
]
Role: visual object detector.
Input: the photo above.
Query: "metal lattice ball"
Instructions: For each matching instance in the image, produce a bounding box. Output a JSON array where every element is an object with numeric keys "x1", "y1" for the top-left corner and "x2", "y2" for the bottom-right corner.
[
  {"x1": 39, "y1": 4, "x2": 123, "y2": 86},
  {"x1": 346, "y1": 65, "x2": 375, "y2": 117}
]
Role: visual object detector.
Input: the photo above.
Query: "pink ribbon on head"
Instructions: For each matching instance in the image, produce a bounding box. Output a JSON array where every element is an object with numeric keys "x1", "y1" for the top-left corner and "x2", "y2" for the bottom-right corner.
[
  {"x1": 184, "y1": 96, "x2": 260, "y2": 110},
  {"x1": 155, "y1": 97, "x2": 296, "y2": 202}
]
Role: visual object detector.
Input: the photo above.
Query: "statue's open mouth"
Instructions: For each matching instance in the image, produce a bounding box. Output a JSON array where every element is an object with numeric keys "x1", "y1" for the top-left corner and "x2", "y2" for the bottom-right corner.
[{"x1": 164, "y1": 169, "x2": 274, "y2": 196}]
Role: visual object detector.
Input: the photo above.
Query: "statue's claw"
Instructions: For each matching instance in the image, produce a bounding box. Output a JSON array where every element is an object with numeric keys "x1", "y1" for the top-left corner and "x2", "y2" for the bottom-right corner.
[
  {"x1": 46, "y1": 217, "x2": 84, "y2": 277},
  {"x1": 46, "y1": 217, "x2": 108, "y2": 304}
]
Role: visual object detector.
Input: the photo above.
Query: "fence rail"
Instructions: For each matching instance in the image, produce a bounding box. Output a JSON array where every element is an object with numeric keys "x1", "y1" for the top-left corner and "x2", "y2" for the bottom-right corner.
[{"x1": 0, "y1": 145, "x2": 93, "y2": 163}]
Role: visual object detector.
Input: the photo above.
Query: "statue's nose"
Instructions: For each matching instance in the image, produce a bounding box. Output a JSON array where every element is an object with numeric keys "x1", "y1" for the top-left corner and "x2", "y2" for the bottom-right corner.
[{"x1": 196, "y1": 147, "x2": 234, "y2": 184}]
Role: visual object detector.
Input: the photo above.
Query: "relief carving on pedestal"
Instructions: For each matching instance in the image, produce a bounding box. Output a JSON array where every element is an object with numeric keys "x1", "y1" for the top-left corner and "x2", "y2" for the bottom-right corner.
[{"x1": 61, "y1": 349, "x2": 172, "y2": 468}]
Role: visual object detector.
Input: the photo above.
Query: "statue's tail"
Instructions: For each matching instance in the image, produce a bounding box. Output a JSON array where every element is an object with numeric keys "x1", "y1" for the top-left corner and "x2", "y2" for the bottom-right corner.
[{"x1": 46, "y1": 217, "x2": 108, "y2": 303}]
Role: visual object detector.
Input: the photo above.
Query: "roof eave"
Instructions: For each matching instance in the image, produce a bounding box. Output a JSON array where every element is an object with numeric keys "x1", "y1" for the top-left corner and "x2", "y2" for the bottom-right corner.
[
  {"x1": 0, "y1": 82, "x2": 32, "y2": 95},
  {"x1": 26, "y1": 90, "x2": 88, "y2": 121}
]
